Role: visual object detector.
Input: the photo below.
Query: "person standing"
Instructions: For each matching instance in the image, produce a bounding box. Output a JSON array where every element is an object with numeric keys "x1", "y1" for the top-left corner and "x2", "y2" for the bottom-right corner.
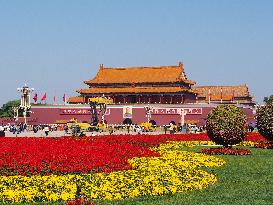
[
  {"x1": 64, "y1": 125, "x2": 68, "y2": 134},
  {"x1": 127, "y1": 125, "x2": 130, "y2": 133},
  {"x1": 44, "y1": 126, "x2": 50, "y2": 136},
  {"x1": 12, "y1": 125, "x2": 17, "y2": 134},
  {"x1": 164, "y1": 125, "x2": 167, "y2": 134},
  {"x1": 33, "y1": 125, "x2": 38, "y2": 133},
  {"x1": 0, "y1": 125, "x2": 5, "y2": 137},
  {"x1": 169, "y1": 123, "x2": 174, "y2": 134},
  {"x1": 109, "y1": 126, "x2": 114, "y2": 135}
]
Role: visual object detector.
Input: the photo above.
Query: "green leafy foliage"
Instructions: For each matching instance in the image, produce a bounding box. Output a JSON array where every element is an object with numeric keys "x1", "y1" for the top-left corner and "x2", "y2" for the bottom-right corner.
[
  {"x1": 206, "y1": 105, "x2": 247, "y2": 148},
  {"x1": 0, "y1": 100, "x2": 20, "y2": 118},
  {"x1": 264, "y1": 95, "x2": 273, "y2": 104},
  {"x1": 256, "y1": 102, "x2": 273, "y2": 140}
]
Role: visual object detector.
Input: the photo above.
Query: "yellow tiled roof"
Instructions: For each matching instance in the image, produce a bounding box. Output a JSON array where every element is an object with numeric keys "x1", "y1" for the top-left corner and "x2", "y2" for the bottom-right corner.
[
  {"x1": 84, "y1": 63, "x2": 195, "y2": 85},
  {"x1": 67, "y1": 96, "x2": 85, "y2": 103},
  {"x1": 195, "y1": 85, "x2": 253, "y2": 101}
]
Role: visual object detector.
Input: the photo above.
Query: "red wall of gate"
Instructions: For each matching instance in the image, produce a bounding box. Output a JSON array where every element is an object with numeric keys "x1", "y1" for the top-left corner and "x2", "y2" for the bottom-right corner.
[{"x1": 19, "y1": 105, "x2": 255, "y2": 126}]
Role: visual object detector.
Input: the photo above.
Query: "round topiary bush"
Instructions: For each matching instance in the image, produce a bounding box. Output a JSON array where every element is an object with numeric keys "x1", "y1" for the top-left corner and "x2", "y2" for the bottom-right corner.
[
  {"x1": 206, "y1": 105, "x2": 247, "y2": 148},
  {"x1": 256, "y1": 102, "x2": 273, "y2": 141}
]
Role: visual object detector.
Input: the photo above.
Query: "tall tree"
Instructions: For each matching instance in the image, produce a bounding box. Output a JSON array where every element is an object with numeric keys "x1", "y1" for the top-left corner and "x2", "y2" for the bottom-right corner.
[
  {"x1": 0, "y1": 100, "x2": 20, "y2": 118},
  {"x1": 264, "y1": 95, "x2": 273, "y2": 104}
]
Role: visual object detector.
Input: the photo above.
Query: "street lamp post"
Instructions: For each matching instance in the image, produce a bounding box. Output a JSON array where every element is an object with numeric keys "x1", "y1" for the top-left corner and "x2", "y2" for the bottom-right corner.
[
  {"x1": 12, "y1": 106, "x2": 19, "y2": 121},
  {"x1": 144, "y1": 104, "x2": 153, "y2": 122},
  {"x1": 180, "y1": 108, "x2": 187, "y2": 126},
  {"x1": 17, "y1": 84, "x2": 34, "y2": 125},
  {"x1": 100, "y1": 103, "x2": 107, "y2": 124}
]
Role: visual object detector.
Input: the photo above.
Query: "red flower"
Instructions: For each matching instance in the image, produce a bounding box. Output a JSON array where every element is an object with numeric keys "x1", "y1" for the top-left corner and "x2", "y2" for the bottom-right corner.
[
  {"x1": 254, "y1": 141, "x2": 273, "y2": 149},
  {"x1": 201, "y1": 147, "x2": 251, "y2": 155},
  {"x1": 0, "y1": 132, "x2": 260, "y2": 175}
]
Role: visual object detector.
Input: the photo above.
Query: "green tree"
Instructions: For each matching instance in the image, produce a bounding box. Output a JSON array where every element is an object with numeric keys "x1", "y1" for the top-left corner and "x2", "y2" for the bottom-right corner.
[
  {"x1": 0, "y1": 100, "x2": 20, "y2": 118},
  {"x1": 264, "y1": 95, "x2": 273, "y2": 104},
  {"x1": 256, "y1": 102, "x2": 273, "y2": 140}
]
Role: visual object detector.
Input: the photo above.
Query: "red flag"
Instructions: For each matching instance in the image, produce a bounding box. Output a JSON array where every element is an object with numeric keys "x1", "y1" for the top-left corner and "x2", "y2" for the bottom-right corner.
[
  {"x1": 41, "y1": 92, "x2": 46, "y2": 102},
  {"x1": 62, "y1": 94, "x2": 66, "y2": 103},
  {"x1": 33, "y1": 92, "x2": 38, "y2": 102}
]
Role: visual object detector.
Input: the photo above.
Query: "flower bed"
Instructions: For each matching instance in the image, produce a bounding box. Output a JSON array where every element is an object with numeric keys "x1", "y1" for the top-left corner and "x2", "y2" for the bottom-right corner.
[
  {"x1": 254, "y1": 141, "x2": 273, "y2": 149},
  {"x1": 245, "y1": 132, "x2": 268, "y2": 142},
  {"x1": 201, "y1": 147, "x2": 251, "y2": 155},
  {"x1": 0, "y1": 133, "x2": 217, "y2": 176},
  {"x1": 0, "y1": 137, "x2": 158, "y2": 176},
  {"x1": 0, "y1": 133, "x2": 263, "y2": 203},
  {"x1": 62, "y1": 198, "x2": 96, "y2": 205},
  {"x1": 0, "y1": 140, "x2": 225, "y2": 203}
]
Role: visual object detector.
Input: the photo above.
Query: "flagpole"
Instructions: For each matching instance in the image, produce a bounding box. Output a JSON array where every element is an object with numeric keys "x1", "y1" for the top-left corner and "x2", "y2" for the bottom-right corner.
[
  {"x1": 232, "y1": 89, "x2": 235, "y2": 103},
  {"x1": 220, "y1": 88, "x2": 223, "y2": 103},
  {"x1": 63, "y1": 93, "x2": 66, "y2": 105},
  {"x1": 208, "y1": 88, "x2": 211, "y2": 104}
]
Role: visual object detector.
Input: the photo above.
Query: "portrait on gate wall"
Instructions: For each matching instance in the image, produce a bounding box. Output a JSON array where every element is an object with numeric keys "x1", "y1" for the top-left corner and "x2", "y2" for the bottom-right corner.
[{"x1": 123, "y1": 106, "x2": 133, "y2": 118}]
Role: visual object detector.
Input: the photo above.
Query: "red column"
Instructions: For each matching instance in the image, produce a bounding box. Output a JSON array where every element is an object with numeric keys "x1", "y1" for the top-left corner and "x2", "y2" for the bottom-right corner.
[
  {"x1": 113, "y1": 95, "x2": 116, "y2": 104},
  {"x1": 181, "y1": 95, "x2": 184, "y2": 104},
  {"x1": 138, "y1": 96, "x2": 141, "y2": 103},
  {"x1": 170, "y1": 95, "x2": 173, "y2": 104},
  {"x1": 148, "y1": 96, "x2": 151, "y2": 104},
  {"x1": 160, "y1": 95, "x2": 162, "y2": 103},
  {"x1": 174, "y1": 95, "x2": 177, "y2": 103},
  {"x1": 123, "y1": 96, "x2": 126, "y2": 104}
]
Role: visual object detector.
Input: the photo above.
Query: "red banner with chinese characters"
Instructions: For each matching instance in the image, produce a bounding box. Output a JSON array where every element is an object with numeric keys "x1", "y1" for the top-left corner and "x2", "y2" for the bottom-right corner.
[
  {"x1": 151, "y1": 108, "x2": 202, "y2": 115},
  {"x1": 60, "y1": 109, "x2": 110, "y2": 115}
]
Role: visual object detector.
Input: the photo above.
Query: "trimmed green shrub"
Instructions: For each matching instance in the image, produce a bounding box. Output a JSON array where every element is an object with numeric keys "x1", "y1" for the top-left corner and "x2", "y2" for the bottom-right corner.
[
  {"x1": 256, "y1": 102, "x2": 273, "y2": 140},
  {"x1": 206, "y1": 105, "x2": 247, "y2": 148}
]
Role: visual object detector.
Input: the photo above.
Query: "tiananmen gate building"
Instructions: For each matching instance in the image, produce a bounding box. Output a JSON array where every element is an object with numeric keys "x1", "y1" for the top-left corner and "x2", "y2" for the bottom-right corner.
[{"x1": 25, "y1": 62, "x2": 256, "y2": 126}]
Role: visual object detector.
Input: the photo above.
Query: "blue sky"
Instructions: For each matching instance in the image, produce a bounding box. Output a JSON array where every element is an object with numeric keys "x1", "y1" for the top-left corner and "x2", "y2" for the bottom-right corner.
[{"x1": 0, "y1": 0, "x2": 272, "y2": 106}]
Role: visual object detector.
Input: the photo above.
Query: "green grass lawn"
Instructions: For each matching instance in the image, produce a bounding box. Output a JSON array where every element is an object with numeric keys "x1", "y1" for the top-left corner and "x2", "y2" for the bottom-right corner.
[
  {"x1": 13, "y1": 146, "x2": 273, "y2": 205},
  {"x1": 97, "y1": 146, "x2": 273, "y2": 205}
]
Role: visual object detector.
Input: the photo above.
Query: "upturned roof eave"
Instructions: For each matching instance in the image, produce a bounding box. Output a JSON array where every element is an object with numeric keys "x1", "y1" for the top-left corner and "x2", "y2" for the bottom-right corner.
[
  {"x1": 77, "y1": 88, "x2": 196, "y2": 95},
  {"x1": 84, "y1": 79, "x2": 196, "y2": 85}
]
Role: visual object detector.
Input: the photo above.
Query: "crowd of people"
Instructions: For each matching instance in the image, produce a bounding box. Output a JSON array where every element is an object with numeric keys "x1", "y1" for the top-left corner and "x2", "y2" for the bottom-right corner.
[
  {"x1": 0, "y1": 121, "x2": 257, "y2": 137},
  {"x1": 0, "y1": 123, "x2": 66, "y2": 137}
]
